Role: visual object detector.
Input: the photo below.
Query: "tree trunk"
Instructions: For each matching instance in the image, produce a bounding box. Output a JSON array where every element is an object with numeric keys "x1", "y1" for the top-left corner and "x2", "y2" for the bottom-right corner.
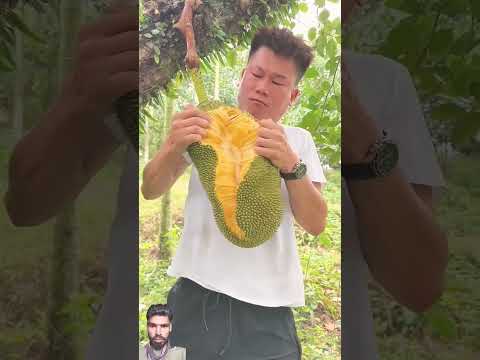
[
  {"x1": 139, "y1": 0, "x2": 295, "y2": 102},
  {"x1": 47, "y1": 1, "x2": 84, "y2": 359},
  {"x1": 158, "y1": 96, "x2": 174, "y2": 258},
  {"x1": 12, "y1": 3, "x2": 24, "y2": 140}
]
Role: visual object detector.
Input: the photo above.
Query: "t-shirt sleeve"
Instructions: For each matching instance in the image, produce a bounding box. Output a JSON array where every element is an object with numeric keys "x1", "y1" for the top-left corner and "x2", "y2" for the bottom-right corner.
[
  {"x1": 301, "y1": 130, "x2": 327, "y2": 185},
  {"x1": 388, "y1": 64, "x2": 445, "y2": 188}
]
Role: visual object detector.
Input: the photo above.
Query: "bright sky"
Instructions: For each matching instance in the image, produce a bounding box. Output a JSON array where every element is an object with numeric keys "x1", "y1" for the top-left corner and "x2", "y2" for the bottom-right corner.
[{"x1": 293, "y1": 0, "x2": 341, "y2": 37}]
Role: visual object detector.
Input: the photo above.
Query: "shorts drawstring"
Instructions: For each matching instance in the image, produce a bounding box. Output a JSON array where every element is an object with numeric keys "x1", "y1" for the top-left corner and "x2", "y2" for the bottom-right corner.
[
  {"x1": 201, "y1": 290, "x2": 234, "y2": 356},
  {"x1": 218, "y1": 297, "x2": 232, "y2": 356},
  {"x1": 202, "y1": 292, "x2": 210, "y2": 332}
]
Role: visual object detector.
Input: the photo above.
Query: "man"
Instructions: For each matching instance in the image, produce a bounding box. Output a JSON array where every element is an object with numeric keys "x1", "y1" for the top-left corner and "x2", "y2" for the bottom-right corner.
[
  {"x1": 142, "y1": 27, "x2": 328, "y2": 359},
  {"x1": 341, "y1": 1, "x2": 448, "y2": 359},
  {"x1": 140, "y1": 304, "x2": 186, "y2": 360},
  {"x1": 4, "y1": 4, "x2": 140, "y2": 360}
]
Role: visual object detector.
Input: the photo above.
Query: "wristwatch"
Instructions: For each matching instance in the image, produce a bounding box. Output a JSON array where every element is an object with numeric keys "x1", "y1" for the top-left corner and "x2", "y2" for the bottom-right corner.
[
  {"x1": 280, "y1": 159, "x2": 307, "y2": 181},
  {"x1": 342, "y1": 131, "x2": 399, "y2": 180}
]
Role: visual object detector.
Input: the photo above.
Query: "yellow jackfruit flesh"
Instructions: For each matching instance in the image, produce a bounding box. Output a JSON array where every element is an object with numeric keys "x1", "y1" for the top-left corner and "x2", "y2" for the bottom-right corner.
[{"x1": 188, "y1": 103, "x2": 283, "y2": 248}]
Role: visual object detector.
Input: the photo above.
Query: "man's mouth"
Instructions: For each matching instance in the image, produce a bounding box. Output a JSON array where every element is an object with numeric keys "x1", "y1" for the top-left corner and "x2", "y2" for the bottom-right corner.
[{"x1": 249, "y1": 98, "x2": 268, "y2": 107}]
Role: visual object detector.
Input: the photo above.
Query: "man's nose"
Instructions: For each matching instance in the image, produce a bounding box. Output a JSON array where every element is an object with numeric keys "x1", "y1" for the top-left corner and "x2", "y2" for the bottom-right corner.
[{"x1": 255, "y1": 79, "x2": 269, "y2": 96}]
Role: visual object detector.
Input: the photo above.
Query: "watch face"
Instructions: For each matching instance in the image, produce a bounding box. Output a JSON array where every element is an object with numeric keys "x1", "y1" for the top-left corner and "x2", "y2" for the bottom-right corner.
[
  {"x1": 295, "y1": 162, "x2": 307, "y2": 178},
  {"x1": 373, "y1": 142, "x2": 399, "y2": 176}
]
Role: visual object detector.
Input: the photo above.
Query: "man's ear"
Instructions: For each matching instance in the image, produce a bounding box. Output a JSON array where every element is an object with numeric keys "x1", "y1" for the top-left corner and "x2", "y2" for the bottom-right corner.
[{"x1": 290, "y1": 88, "x2": 300, "y2": 106}]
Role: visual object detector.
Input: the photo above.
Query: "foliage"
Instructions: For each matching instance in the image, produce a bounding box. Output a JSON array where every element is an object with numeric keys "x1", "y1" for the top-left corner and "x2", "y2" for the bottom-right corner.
[{"x1": 344, "y1": 0, "x2": 480, "y2": 151}]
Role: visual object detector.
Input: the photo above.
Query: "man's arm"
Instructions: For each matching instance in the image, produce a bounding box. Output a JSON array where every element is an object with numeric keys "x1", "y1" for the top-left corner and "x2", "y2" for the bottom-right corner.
[
  {"x1": 4, "y1": 9, "x2": 138, "y2": 226},
  {"x1": 5, "y1": 95, "x2": 119, "y2": 226},
  {"x1": 141, "y1": 143, "x2": 188, "y2": 200},
  {"x1": 254, "y1": 119, "x2": 328, "y2": 236},
  {"x1": 346, "y1": 170, "x2": 448, "y2": 313},
  {"x1": 285, "y1": 180, "x2": 328, "y2": 236},
  {"x1": 141, "y1": 104, "x2": 211, "y2": 200}
]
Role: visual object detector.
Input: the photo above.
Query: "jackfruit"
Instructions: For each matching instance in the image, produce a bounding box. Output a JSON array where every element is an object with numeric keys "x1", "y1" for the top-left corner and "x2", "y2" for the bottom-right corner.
[{"x1": 188, "y1": 103, "x2": 283, "y2": 248}]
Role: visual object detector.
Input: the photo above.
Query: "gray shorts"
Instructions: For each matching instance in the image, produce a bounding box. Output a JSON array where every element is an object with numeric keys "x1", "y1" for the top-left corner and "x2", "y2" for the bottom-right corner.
[{"x1": 167, "y1": 277, "x2": 302, "y2": 360}]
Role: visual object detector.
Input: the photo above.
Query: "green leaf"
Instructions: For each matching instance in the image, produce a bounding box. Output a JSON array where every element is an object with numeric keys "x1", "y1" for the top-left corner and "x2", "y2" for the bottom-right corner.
[
  {"x1": 451, "y1": 113, "x2": 480, "y2": 145},
  {"x1": 429, "y1": 29, "x2": 454, "y2": 57},
  {"x1": 308, "y1": 27, "x2": 317, "y2": 42},
  {"x1": 430, "y1": 103, "x2": 467, "y2": 122},
  {"x1": 299, "y1": 2, "x2": 309, "y2": 13},
  {"x1": 319, "y1": 9, "x2": 330, "y2": 23},
  {"x1": 424, "y1": 305, "x2": 457, "y2": 340},
  {"x1": 226, "y1": 50, "x2": 237, "y2": 67},
  {"x1": 304, "y1": 67, "x2": 319, "y2": 79}
]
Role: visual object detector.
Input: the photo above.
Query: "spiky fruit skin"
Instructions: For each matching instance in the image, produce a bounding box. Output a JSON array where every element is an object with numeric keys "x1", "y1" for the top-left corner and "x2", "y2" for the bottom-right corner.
[{"x1": 188, "y1": 105, "x2": 283, "y2": 248}]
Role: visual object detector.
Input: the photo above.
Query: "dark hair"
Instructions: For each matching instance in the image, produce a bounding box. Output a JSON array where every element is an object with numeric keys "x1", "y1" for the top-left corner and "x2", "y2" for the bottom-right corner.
[
  {"x1": 248, "y1": 27, "x2": 314, "y2": 83},
  {"x1": 146, "y1": 304, "x2": 172, "y2": 321}
]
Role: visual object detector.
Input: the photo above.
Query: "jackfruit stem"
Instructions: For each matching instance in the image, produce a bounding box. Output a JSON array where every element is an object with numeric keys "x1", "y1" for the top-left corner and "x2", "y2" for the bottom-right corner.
[
  {"x1": 191, "y1": 67, "x2": 209, "y2": 104},
  {"x1": 174, "y1": 0, "x2": 209, "y2": 104}
]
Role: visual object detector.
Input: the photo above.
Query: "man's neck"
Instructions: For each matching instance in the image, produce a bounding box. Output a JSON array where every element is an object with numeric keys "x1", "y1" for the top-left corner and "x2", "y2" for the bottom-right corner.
[{"x1": 147, "y1": 341, "x2": 170, "y2": 359}]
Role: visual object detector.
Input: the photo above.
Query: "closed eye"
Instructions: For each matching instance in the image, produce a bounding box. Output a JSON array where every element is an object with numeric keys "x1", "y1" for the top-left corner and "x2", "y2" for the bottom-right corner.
[{"x1": 272, "y1": 81, "x2": 284, "y2": 86}]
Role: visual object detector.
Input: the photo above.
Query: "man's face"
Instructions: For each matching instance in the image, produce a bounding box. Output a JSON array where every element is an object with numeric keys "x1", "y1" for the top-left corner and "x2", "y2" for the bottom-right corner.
[
  {"x1": 237, "y1": 46, "x2": 299, "y2": 123},
  {"x1": 147, "y1": 315, "x2": 171, "y2": 348}
]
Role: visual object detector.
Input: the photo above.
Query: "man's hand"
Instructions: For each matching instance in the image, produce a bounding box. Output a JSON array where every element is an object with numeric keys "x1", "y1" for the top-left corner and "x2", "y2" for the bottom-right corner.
[
  {"x1": 163, "y1": 104, "x2": 211, "y2": 155},
  {"x1": 5, "y1": 8, "x2": 138, "y2": 226},
  {"x1": 255, "y1": 119, "x2": 299, "y2": 173},
  {"x1": 61, "y1": 9, "x2": 138, "y2": 118},
  {"x1": 141, "y1": 105, "x2": 210, "y2": 200}
]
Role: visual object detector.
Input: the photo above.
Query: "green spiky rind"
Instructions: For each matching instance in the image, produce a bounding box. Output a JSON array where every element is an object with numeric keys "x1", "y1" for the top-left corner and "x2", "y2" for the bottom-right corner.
[
  {"x1": 188, "y1": 142, "x2": 283, "y2": 248},
  {"x1": 236, "y1": 157, "x2": 283, "y2": 247},
  {"x1": 188, "y1": 143, "x2": 232, "y2": 243}
]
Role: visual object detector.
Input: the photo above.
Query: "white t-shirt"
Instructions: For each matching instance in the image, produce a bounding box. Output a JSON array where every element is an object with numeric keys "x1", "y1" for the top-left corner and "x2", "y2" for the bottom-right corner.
[
  {"x1": 342, "y1": 50, "x2": 445, "y2": 360},
  {"x1": 167, "y1": 125, "x2": 326, "y2": 307}
]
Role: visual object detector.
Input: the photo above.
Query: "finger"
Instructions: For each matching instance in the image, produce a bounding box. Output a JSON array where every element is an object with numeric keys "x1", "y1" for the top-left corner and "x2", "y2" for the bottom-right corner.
[
  {"x1": 77, "y1": 30, "x2": 138, "y2": 58},
  {"x1": 255, "y1": 137, "x2": 279, "y2": 149},
  {"x1": 255, "y1": 146, "x2": 276, "y2": 159},
  {"x1": 177, "y1": 107, "x2": 211, "y2": 122},
  {"x1": 107, "y1": 71, "x2": 139, "y2": 98},
  {"x1": 181, "y1": 125, "x2": 208, "y2": 137},
  {"x1": 78, "y1": 11, "x2": 138, "y2": 41},
  {"x1": 258, "y1": 127, "x2": 282, "y2": 140},
  {"x1": 104, "y1": 50, "x2": 138, "y2": 74},
  {"x1": 172, "y1": 117, "x2": 210, "y2": 131},
  {"x1": 258, "y1": 118, "x2": 276, "y2": 129},
  {"x1": 179, "y1": 133, "x2": 203, "y2": 147}
]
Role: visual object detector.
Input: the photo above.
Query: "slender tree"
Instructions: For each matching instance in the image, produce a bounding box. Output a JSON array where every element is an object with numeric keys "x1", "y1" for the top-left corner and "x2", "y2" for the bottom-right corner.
[
  {"x1": 158, "y1": 95, "x2": 174, "y2": 258},
  {"x1": 47, "y1": 1, "x2": 84, "y2": 358}
]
